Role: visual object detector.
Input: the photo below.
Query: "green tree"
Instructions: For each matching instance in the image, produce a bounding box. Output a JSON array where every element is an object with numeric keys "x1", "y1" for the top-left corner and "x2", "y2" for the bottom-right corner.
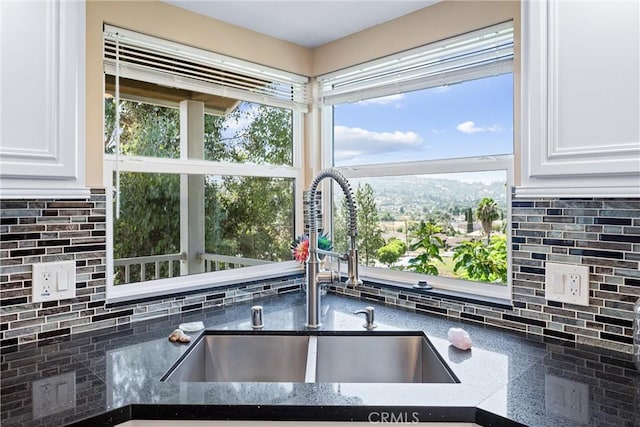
[
  {"x1": 452, "y1": 234, "x2": 507, "y2": 284},
  {"x1": 213, "y1": 105, "x2": 294, "y2": 260},
  {"x1": 356, "y1": 183, "x2": 385, "y2": 265},
  {"x1": 465, "y1": 207, "x2": 474, "y2": 233},
  {"x1": 408, "y1": 221, "x2": 444, "y2": 275},
  {"x1": 332, "y1": 183, "x2": 384, "y2": 265},
  {"x1": 105, "y1": 99, "x2": 295, "y2": 280},
  {"x1": 476, "y1": 197, "x2": 500, "y2": 242},
  {"x1": 377, "y1": 238, "x2": 407, "y2": 267}
]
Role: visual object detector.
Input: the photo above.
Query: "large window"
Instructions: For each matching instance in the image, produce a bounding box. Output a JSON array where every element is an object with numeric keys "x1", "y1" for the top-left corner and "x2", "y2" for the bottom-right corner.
[
  {"x1": 320, "y1": 22, "x2": 514, "y2": 298},
  {"x1": 103, "y1": 27, "x2": 306, "y2": 299}
]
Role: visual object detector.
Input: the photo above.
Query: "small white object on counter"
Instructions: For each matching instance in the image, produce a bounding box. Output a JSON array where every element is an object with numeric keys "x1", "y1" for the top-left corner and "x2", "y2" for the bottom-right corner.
[
  {"x1": 447, "y1": 327, "x2": 472, "y2": 350},
  {"x1": 179, "y1": 321, "x2": 205, "y2": 332},
  {"x1": 168, "y1": 329, "x2": 191, "y2": 343}
]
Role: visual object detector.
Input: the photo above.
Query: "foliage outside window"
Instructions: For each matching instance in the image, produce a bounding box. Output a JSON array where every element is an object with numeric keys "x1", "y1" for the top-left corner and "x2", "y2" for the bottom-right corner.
[
  {"x1": 104, "y1": 97, "x2": 296, "y2": 285},
  {"x1": 332, "y1": 171, "x2": 510, "y2": 286}
]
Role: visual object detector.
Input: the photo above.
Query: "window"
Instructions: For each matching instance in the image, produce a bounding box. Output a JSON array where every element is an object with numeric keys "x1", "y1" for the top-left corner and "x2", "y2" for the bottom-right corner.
[
  {"x1": 319, "y1": 22, "x2": 514, "y2": 299},
  {"x1": 103, "y1": 27, "x2": 306, "y2": 300}
]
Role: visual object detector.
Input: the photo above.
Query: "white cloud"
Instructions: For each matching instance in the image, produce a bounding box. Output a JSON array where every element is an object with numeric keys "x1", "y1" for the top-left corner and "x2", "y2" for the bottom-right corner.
[
  {"x1": 357, "y1": 94, "x2": 405, "y2": 105},
  {"x1": 431, "y1": 129, "x2": 446, "y2": 136},
  {"x1": 456, "y1": 121, "x2": 503, "y2": 134},
  {"x1": 456, "y1": 121, "x2": 485, "y2": 134},
  {"x1": 334, "y1": 125, "x2": 424, "y2": 162}
]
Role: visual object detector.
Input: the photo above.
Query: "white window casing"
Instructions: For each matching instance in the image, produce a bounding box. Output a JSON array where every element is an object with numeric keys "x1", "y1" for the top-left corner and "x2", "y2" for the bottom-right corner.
[
  {"x1": 103, "y1": 25, "x2": 309, "y2": 112},
  {"x1": 318, "y1": 21, "x2": 513, "y2": 105}
]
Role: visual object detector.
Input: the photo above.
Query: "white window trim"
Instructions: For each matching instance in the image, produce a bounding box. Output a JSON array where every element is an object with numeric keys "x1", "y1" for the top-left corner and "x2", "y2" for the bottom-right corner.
[
  {"x1": 107, "y1": 260, "x2": 303, "y2": 304},
  {"x1": 318, "y1": 21, "x2": 514, "y2": 106},
  {"x1": 103, "y1": 25, "x2": 309, "y2": 112}
]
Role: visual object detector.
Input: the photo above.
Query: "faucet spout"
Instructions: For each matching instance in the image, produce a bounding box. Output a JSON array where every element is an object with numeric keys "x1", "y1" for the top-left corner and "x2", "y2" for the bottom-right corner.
[{"x1": 305, "y1": 168, "x2": 361, "y2": 329}]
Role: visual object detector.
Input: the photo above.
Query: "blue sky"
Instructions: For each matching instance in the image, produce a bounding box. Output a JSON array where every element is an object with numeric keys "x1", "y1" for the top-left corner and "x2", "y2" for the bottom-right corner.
[{"x1": 333, "y1": 73, "x2": 514, "y2": 166}]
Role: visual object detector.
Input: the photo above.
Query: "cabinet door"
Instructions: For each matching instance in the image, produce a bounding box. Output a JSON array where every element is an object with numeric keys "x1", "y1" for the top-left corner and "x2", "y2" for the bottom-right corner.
[
  {"x1": 0, "y1": 0, "x2": 87, "y2": 198},
  {"x1": 520, "y1": 0, "x2": 640, "y2": 197}
]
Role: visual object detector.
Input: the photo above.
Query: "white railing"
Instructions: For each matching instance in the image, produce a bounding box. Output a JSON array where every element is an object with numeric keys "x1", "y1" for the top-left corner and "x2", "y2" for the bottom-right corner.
[
  {"x1": 113, "y1": 253, "x2": 271, "y2": 284},
  {"x1": 114, "y1": 253, "x2": 182, "y2": 284},
  {"x1": 199, "y1": 253, "x2": 271, "y2": 272}
]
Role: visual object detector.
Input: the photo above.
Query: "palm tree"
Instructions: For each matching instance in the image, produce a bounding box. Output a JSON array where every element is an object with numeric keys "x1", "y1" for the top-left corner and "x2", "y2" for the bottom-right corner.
[{"x1": 476, "y1": 198, "x2": 500, "y2": 243}]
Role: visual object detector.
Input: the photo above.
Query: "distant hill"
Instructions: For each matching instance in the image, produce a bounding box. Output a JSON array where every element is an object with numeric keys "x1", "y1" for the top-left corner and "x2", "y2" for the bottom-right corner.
[{"x1": 345, "y1": 176, "x2": 507, "y2": 219}]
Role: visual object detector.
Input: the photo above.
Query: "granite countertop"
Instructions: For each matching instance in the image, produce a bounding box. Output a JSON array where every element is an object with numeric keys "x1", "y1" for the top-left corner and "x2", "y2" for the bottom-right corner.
[{"x1": 1, "y1": 291, "x2": 639, "y2": 426}]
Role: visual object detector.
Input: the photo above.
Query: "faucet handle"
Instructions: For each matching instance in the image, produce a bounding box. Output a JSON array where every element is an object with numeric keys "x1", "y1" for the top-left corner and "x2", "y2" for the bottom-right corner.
[{"x1": 354, "y1": 306, "x2": 377, "y2": 330}]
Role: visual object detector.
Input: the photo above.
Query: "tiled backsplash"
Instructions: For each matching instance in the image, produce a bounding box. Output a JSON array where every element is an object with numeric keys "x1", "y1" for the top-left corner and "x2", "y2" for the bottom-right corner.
[
  {"x1": 331, "y1": 197, "x2": 639, "y2": 354},
  {"x1": 2, "y1": 192, "x2": 639, "y2": 355},
  {"x1": 0, "y1": 190, "x2": 301, "y2": 349}
]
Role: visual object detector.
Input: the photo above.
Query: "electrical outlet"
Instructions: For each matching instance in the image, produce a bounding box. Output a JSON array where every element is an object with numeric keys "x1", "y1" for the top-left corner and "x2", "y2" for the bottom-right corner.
[
  {"x1": 569, "y1": 274, "x2": 580, "y2": 296},
  {"x1": 545, "y1": 374, "x2": 589, "y2": 424},
  {"x1": 545, "y1": 262, "x2": 589, "y2": 306},
  {"x1": 32, "y1": 261, "x2": 76, "y2": 303}
]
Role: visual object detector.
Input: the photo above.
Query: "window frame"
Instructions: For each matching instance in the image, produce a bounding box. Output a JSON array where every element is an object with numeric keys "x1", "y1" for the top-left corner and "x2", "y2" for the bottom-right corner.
[
  {"x1": 104, "y1": 109, "x2": 305, "y2": 302},
  {"x1": 318, "y1": 23, "x2": 515, "y2": 301},
  {"x1": 320, "y1": 111, "x2": 513, "y2": 300},
  {"x1": 103, "y1": 28, "x2": 307, "y2": 302}
]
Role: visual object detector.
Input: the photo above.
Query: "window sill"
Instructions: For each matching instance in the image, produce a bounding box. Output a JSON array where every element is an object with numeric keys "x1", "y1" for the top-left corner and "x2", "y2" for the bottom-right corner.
[
  {"x1": 347, "y1": 265, "x2": 512, "y2": 309},
  {"x1": 106, "y1": 261, "x2": 304, "y2": 306},
  {"x1": 107, "y1": 261, "x2": 512, "y2": 311}
]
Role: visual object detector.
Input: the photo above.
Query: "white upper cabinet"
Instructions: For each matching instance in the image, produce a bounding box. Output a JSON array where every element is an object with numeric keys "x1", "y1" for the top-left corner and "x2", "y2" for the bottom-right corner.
[
  {"x1": 519, "y1": 0, "x2": 640, "y2": 197},
  {"x1": 0, "y1": 0, "x2": 88, "y2": 199}
]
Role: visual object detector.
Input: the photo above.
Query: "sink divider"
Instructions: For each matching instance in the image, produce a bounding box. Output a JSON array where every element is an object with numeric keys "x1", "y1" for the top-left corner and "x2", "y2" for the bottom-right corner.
[{"x1": 304, "y1": 336, "x2": 318, "y2": 383}]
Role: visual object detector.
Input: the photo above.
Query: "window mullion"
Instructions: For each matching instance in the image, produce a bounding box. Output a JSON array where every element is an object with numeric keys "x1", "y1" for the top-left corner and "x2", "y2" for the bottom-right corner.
[{"x1": 104, "y1": 155, "x2": 299, "y2": 178}]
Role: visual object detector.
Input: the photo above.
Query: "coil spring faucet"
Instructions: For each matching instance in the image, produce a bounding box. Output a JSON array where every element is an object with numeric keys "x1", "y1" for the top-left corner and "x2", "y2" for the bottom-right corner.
[{"x1": 305, "y1": 168, "x2": 362, "y2": 328}]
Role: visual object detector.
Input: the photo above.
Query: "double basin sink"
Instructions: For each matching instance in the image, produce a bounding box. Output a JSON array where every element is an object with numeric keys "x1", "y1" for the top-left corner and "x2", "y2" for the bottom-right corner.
[{"x1": 162, "y1": 330, "x2": 459, "y2": 384}]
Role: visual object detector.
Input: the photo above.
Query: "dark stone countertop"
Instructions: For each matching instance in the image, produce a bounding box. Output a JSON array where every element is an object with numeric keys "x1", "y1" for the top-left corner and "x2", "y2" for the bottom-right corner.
[{"x1": 1, "y1": 291, "x2": 639, "y2": 426}]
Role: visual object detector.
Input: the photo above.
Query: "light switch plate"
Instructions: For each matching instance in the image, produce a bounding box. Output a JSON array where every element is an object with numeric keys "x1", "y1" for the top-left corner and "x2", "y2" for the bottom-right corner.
[
  {"x1": 545, "y1": 262, "x2": 589, "y2": 306},
  {"x1": 32, "y1": 261, "x2": 76, "y2": 303}
]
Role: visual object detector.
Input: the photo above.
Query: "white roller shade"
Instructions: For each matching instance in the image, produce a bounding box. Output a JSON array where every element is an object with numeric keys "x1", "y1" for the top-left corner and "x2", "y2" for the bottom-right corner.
[
  {"x1": 318, "y1": 21, "x2": 514, "y2": 105},
  {"x1": 103, "y1": 25, "x2": 309, "y2": 112}
]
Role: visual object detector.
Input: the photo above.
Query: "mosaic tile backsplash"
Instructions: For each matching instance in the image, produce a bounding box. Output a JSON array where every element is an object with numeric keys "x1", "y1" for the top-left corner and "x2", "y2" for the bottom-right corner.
[
  {"x1": 1, "y1": 192, "x2": 639, "y2": 355},
  {"x1": 331, "y1": 197, "x2": 640, "y2": 354},
  {"x1": 0, "y1": 189, "x2": 302, "y2": 349}
]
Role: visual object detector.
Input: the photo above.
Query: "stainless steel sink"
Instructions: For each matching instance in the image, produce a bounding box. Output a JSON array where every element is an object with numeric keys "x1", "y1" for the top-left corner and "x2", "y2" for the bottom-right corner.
[
  {"x1": 162, "y1": 331, "x2": 458, "y2": 384},
  {"x1": 315, "y1": 335, "x2": 457, "y2": 383},
  {"x1": 163, "y1": 334, "x2": 309, "y2": 382}
]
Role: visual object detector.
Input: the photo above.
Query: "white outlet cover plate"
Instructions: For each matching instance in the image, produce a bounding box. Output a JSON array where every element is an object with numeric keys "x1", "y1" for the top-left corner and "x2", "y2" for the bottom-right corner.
[
  {"x1": 32, "y1": 261, "x2": 76, "y2": 303},
  {"x1": 545, "y1": 262, "x2": 590, "y2": 306}
]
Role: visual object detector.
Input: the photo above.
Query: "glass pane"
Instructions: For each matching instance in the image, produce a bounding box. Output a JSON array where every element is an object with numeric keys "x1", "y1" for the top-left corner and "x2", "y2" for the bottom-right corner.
[
  {"x1": 333, "y1": 74, "x2": 513, "y2": 166},
  {"x1": 204, "y1": 175, "x2": 295, "y2": 264},
  {"x1": 332, "y1": 171, "x2": 509, "y2": 285},
  {"x1": 112, "y1": 172, "x2": 294, "y2": 285},
  {"x1": 104, "y1": 76, "x2": 293, "y2": 166},
  {"x1": 112, "y1": 172, "x2": 181, "y2": 284},
  {"x1": 104, "y1": 98, "x2": 180, "y2": 159},
  {"x1": 206, "y1": 102, "x2": 293, "y2": 166}
]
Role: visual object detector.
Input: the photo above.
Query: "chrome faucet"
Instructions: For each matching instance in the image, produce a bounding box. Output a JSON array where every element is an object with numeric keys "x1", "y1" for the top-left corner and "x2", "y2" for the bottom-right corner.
[{"x1": 305, "y1": 168, "x2": 362, "y2": 329}]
